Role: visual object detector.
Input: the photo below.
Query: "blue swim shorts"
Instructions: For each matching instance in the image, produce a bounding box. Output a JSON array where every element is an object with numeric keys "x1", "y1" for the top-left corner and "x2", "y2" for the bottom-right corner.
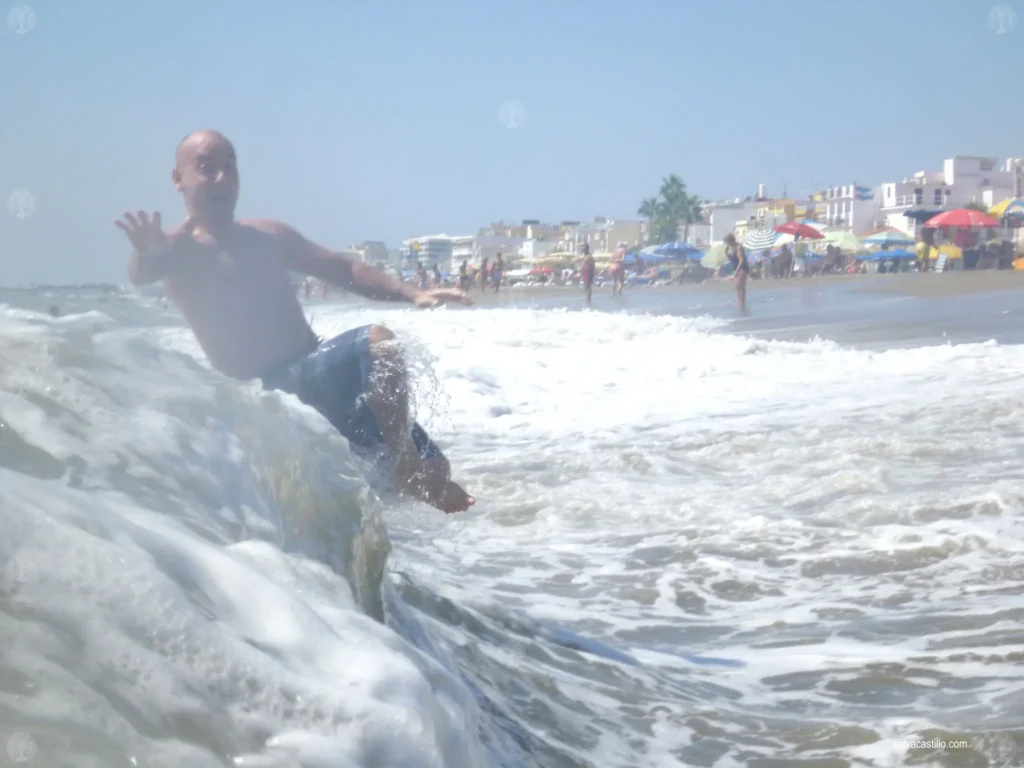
[{"x1": 260, "y1": 325, "x2": 444, "y2": 462}]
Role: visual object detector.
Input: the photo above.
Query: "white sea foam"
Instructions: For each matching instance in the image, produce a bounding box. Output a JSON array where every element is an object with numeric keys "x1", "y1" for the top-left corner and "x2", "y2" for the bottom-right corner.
[
  {"x1": 2, "y1": 298, "x2": 1022, "y2": 767},
  {"x1": 0, "y1": 305, "x2": 493, "y2": 767}
]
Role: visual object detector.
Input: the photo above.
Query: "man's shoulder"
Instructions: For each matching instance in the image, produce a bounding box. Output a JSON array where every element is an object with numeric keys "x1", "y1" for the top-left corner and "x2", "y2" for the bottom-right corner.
[{"x1": 239, "y1": 218, "x2": 301, "y2": 240}]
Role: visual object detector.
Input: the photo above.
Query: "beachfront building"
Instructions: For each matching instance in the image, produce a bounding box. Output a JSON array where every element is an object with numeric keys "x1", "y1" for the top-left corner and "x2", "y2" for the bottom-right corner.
[
  {"x1": 479, "y1": 220, "x2": 561, "y2": 241},
  {"x1": 348, "y1": 240, "x2": 389, "y2": 267},
  {"x1": 879, "y1": 156, "x2": 1021, "y2": 235},
  {"x1": 402, "y1": 234, "x2": 455, "y2": 271},
  {"x1": 473, "y1": 234, "x2": 528, "y2": 266},
  {"x1": 684, "y1": 221, "x2": 712, "y2": 247},
  {"x1": 701, "y1": 197, "x2": 764, "y2": 244},
  {"x1": 731, "y1": 197, "x2": 802, "y2": 242},
  {"x1": 818, "y1": 183, "x2": 883, "y2": 233},
  {"x1": 556, "y1": 217, "x2": 645, "y2": 253},
  {"x1": 519, "y1": 239, "x2": 558, "y2": 262}
]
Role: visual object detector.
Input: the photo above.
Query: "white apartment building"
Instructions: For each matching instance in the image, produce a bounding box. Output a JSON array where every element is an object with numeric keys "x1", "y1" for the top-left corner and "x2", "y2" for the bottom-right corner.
[
  {"x1": 880, "y1": 156, "x2": 1023, "y2": 234},
  {"x1": 701, "y1": 198, "x2": 764, "y2": 244},
  {"x1": 450, "y1": 235, "x2": 474, "y2": 264},
  {"x1": 519, "y1": 239, "x2": 558, "y2": 262},
  {"x1": 403, "y1": 234, "x2": 455, "y2": 270},
  {"x1": 819, "y1": 183, "x2": 883, "y2": 233},
  {"x1": 684, "y1": 222, "x2": 712, "y2": 247},
  {"x1": 404, "y1": 233, "x2": 529, "y2": 269},
  {"x1": 473, "y1": 234, "x2": 527, "y2": 265},
  {"x1": 348, "y1": 240, "x2": 389, "y2": 266},
  {"x1": 556, "y1": 218, "x2": 645, "y2": 253}
]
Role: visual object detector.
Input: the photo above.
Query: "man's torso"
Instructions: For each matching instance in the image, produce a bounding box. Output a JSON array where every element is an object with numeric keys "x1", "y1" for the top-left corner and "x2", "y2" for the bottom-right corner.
[{"x1": 164, "y1": 220, "x2": 317, "y2": 380}]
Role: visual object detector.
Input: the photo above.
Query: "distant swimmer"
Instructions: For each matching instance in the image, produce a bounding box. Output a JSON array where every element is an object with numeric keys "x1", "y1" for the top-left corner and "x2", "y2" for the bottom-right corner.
[
  {"x1": 610, "y1": 241, "x2": 627, "y2": 295},
  {"x1": 723, "y1": 234, "x2": 749, "y2": 315},
  {"x1": 48, "y1": 304, "x2": 60, "y2": 317},
  {"x1": 580, "y1": 243, "x2": 595, "y2": 307},
  {"x1": 114, "y1": 130, "x2": 475, "y2": 514}
]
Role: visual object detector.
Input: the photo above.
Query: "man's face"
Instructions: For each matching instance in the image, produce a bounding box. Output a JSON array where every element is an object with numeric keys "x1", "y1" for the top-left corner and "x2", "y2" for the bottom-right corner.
[{"x1": 174, "y1": 134, "x2": 240, "y2": 222}]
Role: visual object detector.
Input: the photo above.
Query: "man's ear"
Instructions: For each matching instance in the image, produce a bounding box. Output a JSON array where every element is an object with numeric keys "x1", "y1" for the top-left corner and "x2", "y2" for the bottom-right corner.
[{"x1": 171, "y1": 168, "x2": 182, "y2": 190}]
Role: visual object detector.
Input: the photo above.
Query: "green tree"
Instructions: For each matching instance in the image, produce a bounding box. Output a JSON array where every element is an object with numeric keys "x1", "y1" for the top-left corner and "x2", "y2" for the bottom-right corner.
[
  {"x1": 637, "y1": 196, "x2": 660, "y2": 244},
  {"x1": 639, "y1": 175, "x2": 704, "y2": 246},
  {"x1": 963, "y1": 200, "x2": 989, "y2": 212}
]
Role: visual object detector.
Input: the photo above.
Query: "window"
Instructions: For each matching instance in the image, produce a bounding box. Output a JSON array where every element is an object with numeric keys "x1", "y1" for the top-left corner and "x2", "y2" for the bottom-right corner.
[
  {"x1": 914, "y1": 188, "x2": 923, "y2": 204},
  {"x1": 933, "y1": 189, "x2": 943, "y2": 205}
]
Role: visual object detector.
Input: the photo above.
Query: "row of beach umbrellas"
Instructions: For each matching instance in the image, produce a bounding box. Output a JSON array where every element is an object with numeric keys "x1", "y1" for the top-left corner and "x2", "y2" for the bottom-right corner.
[{"x1": 514, "y1": 202, "x2": 1023, "y2": 273}]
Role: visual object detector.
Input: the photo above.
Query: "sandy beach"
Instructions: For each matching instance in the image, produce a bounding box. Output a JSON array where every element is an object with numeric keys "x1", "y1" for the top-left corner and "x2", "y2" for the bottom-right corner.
[{"x1": 461, "y1": 268, "x2": 1024, "y2": 307}]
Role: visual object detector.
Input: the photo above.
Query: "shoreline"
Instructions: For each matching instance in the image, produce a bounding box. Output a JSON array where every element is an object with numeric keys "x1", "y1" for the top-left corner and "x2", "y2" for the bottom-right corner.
[{"x1": 455, "y1": 269, "x2": 1024, "y2": 306}]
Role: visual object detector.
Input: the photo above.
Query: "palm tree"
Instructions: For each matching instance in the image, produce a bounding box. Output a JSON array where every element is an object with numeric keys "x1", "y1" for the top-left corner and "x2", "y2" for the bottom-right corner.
[
  {"x1": 637, "y1": 196, "x2": 660, "y2": 244},
  {"x1": 654, "y1": 175, "x2": 703, "y2": 244},
  {"x1": 637, "y1": 175, "x2": 705, "y2": 247}
]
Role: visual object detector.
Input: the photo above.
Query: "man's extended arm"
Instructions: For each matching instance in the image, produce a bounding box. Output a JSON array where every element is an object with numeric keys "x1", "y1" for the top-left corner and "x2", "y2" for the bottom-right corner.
[
  {"x1": 127, "y1": 246, "x2": 174, "y2": 286},
  {"x1": 274, "y1": 221, "x2": 420, "y2": 303}
]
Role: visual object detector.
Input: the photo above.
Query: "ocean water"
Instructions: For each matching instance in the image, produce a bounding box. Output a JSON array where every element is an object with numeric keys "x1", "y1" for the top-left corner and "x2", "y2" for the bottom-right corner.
[{"x1": 0, "y1": 285, "x2": 1022, "y2": 767}]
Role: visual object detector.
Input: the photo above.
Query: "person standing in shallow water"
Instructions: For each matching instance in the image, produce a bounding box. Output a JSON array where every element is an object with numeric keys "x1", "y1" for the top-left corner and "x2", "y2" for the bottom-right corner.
[
  {"x1": 491, "y1": 253, "x2": 504, "y2": 292},
  {"x1": 114, "y1": 129, "x2": 475, "y2": 514},
  {"x1": 580, "y1": 243, "x2": 596, "y2": 307},
  {"x1": 610, "y1": 242, "x2": 627, "y2": 295},
  {"x1": 723, "y1": 233, "x2": 750, "y2": 315}
]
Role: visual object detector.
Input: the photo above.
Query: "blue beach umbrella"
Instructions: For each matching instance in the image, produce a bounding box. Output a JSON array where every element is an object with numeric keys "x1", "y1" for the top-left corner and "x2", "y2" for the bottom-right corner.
[
  {"x1": 651, "y1": 242, "x2": 701, "y2": 260},
  {"x1": 857, "y1": 248, "x2": 915, "y2": 261}
]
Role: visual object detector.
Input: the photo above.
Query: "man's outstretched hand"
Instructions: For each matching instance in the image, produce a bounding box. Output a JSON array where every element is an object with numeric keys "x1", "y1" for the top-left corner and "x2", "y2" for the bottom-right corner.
[
  {"x1": 414, "y1": 288, "x2": 474, "y2": 309},
  {"x1": 114, "y1": 211, "x2": 172, "y2": 257}
]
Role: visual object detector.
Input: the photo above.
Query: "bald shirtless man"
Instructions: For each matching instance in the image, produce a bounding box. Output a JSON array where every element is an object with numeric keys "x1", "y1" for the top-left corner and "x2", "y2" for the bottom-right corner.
[{"x1": 115, "y1": 130, "x2": 474, "y2": 513}]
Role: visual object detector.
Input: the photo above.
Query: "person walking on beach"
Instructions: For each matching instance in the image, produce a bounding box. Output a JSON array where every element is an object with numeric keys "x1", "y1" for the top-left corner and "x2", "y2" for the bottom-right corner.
[
  {"x1": 491, "y1": 253, "x2": 504, "y2": 293},
  {"x1": 580, "y1": 242, "x2": 596, "y2": 306},
  {"x1": 916, "y1": 228, "x2": 933, "y2": 273},
  {"x1": 479, "y1": 257, "x2": 489, "y2": 290},
  {"x1": 723, "y1": 234, "x2": 750, "y2": 314},
  {"x1": 115, "y1": 129, "x2": 475, "y2": 514},
  {"x1": 458, "y1": 260, "x2": 470, "y2": 291},
  {"x1": 610, "y1": 241, "x2": 627, "y2": 295}
]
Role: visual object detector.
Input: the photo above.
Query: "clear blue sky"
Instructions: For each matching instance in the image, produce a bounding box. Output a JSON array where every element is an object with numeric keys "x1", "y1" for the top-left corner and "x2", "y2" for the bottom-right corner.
[{"x1": 0, "y1": 0, "x2": 1019, "y2": 285}]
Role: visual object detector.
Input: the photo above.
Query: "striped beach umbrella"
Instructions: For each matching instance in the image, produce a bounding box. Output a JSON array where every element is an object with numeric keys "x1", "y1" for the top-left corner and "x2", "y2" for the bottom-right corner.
[{"x1": 743, "y1": 229, "x2": 778, "y2": 250}]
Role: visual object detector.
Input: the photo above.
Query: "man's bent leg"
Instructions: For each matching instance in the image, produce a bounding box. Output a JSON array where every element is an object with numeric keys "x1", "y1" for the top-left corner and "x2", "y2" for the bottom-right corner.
[{"x1": 363, "y1": 325, "x2": 474, "y2": 513}]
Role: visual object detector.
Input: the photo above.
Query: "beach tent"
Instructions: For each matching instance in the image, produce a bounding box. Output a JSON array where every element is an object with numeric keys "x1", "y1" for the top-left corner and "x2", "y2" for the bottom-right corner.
[
  {"x1": 862, "y1": 230, "x2": 915, "y2": 247},
  {"x1": 856, "y1": 248, "x2": 915, "y2": 261}
]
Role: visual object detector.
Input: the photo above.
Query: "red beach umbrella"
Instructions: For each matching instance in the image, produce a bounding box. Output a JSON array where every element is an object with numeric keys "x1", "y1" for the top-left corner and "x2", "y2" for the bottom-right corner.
[
  {"x1": 773, "y1": 221, "x2": 825, "y2": 239},
  {"x1": 924, "y1": 209, "x2": 1000, "y2": 229}
]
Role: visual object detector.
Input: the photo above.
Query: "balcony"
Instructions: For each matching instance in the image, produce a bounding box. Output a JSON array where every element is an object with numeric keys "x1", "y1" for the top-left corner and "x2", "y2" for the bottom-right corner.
[{"x1": 882, "y1": 194, "x2": 928, "y2": 209}]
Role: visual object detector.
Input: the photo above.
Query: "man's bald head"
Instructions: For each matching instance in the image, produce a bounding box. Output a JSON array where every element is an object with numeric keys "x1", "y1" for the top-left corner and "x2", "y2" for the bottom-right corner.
[
  {"x1": 175, "y1": 130, "x2": 234, "y2": 168},
  {"x1": 172, "y1": 129, "x2": 240, "y2": 226}
]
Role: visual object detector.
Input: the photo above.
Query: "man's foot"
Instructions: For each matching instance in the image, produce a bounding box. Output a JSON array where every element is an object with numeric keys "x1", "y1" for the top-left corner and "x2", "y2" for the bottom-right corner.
[
  {"x1": 394, "y1": 452, "x2": 475, "y2": 514},
  {"x1": 433, "y1": 479, "x2": 475, "y2": 514}
]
